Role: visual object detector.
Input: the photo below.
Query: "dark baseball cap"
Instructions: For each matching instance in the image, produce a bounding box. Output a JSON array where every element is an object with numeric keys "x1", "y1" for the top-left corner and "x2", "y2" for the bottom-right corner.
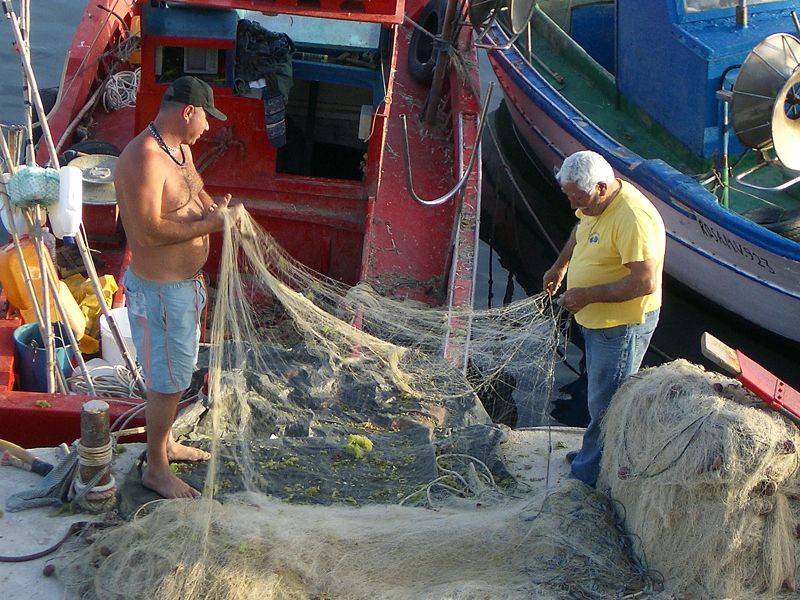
[{"x1": 163, "y1": 76, "x2": 227, "y2": 121}]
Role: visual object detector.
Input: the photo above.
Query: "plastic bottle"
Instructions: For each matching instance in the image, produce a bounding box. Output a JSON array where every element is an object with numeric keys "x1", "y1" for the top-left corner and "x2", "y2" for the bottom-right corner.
[
  {"x1": 50, "y1": 165, "x2": 83, "y2": 239},
  {"x1": 0, "y1": 238, "x2": 33, "y2": 310},
  {"x1": 0, "y1": 236, "x2": 85, "y2": 339}
]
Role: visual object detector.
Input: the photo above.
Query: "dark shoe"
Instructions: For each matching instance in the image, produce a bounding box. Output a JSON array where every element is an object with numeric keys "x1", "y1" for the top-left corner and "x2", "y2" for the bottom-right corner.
[{"x1": 566, "y1": 450, "x2": 578, "y2": 464}]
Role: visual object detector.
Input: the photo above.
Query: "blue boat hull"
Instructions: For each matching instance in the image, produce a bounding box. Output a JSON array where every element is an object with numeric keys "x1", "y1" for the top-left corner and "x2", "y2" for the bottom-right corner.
[{"x1": 487, "y1": 26, "x2": 800, "y2": 344}]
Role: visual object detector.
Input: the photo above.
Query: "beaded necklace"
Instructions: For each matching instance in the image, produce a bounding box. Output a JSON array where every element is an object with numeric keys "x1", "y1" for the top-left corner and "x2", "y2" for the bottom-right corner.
[{"x1": 148, "y1": 122, "x2": 186, "y2": 167}]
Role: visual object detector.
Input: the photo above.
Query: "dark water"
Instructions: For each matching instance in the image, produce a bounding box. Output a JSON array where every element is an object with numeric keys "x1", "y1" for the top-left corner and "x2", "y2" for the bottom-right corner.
[
  {"x1": 0, "y1": 1, "x2": 81, "y2": 126},
  {"x1": 2, "y1": 6, "x2": 796, "y2": 394}
]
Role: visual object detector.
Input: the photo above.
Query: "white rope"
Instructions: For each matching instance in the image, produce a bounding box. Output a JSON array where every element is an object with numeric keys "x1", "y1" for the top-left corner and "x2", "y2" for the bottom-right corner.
[
  {"x1": 71, "y1": 440, "x2": 118, "y2": 513},
  {"x1": 67, "y1": 364, "x2": 144, "y2": 398},
  {"x1": 77, "y1": 440, "x2": 113, "y2": 467},
  {"x1": 399, "y1": 452, "x2": 505, "y2": 508},
  {"x1": 72, "y1": 473, "x2": 116, "y2": 495},
  {"x1": 103, "y1": 68, "x2": 140, "y2": 111}
]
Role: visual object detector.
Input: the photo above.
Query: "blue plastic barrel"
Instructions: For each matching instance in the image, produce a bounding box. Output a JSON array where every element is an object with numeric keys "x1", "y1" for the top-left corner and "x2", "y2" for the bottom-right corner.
[{"x1": 13, "y1": 323, "x2": 74, "y2": 392}]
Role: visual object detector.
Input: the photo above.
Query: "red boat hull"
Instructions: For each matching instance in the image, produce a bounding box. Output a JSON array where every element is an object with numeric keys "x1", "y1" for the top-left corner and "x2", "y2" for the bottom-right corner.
[{"x1": 0, "y1": 0, "x2": 481, "y2": 447}]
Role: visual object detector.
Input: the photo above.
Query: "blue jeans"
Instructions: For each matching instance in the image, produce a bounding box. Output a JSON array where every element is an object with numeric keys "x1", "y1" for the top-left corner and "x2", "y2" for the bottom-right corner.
[{"x1": 570, "y1": 309, "x2": 660, "y2": 486}]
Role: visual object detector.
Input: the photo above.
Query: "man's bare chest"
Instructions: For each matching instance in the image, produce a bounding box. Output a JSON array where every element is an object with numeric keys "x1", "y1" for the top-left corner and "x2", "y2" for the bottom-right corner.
[{"x1": 162, "y1": 163, "x2": 204, "y2": 215}]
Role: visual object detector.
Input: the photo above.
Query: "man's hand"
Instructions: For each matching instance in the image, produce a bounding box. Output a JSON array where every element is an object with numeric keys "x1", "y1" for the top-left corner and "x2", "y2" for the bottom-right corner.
[
  {"x1": 204, "y1": 193, "x2": 232, "y2": 231},
  {"x1": 557, "y1": 287, "x2": 591, "y2": 313},
  {"x1": 543, "y1": 264, "x2": 567, "y2": 296}
]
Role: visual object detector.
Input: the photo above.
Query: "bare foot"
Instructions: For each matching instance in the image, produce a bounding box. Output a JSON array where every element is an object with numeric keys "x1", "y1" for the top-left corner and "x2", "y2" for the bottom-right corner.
[
  {"x1": 167, "y1": 440, "x2": 210, "y2": 462},
  {"x1": 142, "y1": 465, "x2": 200, "y2": 499}
]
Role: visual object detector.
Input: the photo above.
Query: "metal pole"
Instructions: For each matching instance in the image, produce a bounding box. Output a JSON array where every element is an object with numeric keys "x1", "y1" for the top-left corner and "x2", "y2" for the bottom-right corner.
[
  {"x1": 721, "y1": 99, "x2": 730, "y2": 208},
  {"x1": 75, "y1": 225, "x2": 146, "y2": 395},
  {"x1": 6, "y1": 0, "x2": 59, "y2": 391},
  {"x1": 31, "y1": 217, "x2": 57, "y2": 392},
  {"x1": 3, "y1": 0, "x2": 62, "y2": 169},
  {"x1": 526, "y1": 21, "x2": 532, "y2": 64},
  {"x1": 423, "y1": 0, "x2": 459, "y2": 124},
  {"x1": 41, "y1": 266, "x2": 97, "y2": 395},
  {"x1": 3, "y1": 0, "x2": 140, "y2": 394}
]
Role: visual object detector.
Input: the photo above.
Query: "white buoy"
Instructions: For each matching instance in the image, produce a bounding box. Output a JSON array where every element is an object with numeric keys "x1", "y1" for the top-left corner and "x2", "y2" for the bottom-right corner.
[{"x1": 50, "y1": 165, "x2": 83, "y2": 239}]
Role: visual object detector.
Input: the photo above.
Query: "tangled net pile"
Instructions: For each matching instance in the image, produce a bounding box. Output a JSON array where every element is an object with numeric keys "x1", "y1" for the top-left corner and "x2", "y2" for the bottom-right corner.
[
  {"x1": 54, "y1": 206, "x2": 660, "y2": 599},
  {"x1": 600, "y1": 359, "x2": 800, "y2": 598}
]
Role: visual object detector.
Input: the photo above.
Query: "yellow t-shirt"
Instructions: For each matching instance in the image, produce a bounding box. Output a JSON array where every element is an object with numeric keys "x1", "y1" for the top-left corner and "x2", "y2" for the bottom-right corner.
[{"x1": 566, "y1": 180, "x2": 665, "y2": 329}]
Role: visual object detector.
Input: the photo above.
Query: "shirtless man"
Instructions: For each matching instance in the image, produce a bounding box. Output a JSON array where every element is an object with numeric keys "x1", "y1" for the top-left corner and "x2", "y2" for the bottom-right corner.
[{"x1": 114, "y1": 76, "x2": 230, "y2": 499}]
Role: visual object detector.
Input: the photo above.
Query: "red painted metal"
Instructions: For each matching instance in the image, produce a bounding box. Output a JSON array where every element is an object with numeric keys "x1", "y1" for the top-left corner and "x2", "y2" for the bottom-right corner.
[
  {"x1": 38, "y1": 0, "x2": 135, "y2": 165},
  {"x1": 0, "y1": 391, "x2": 145, "y2": 448},
  {"x1": 1, "y1": 0, "x2": 481, "y2": 447},
  {"x1": 0, "y1": 315, "x2": 21, "y2": 391},
  {"x1": 736, "y1": 350, "x2": 800, "y2": 425},
  {"x1": 168, "y1": 0, "x2": 405, "y2": 24}
]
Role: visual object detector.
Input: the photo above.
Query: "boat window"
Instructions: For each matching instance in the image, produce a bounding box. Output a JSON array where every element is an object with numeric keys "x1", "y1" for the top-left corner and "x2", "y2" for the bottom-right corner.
[
  {"x1": 684, "y1": 0, "x2": 776, "y2": 12},
  {"x1": 241, "y1": 13, "x2": 381, "y2": 51},
  {"x1": 154, "y1": 46, "x2": 227, "y2": 84},
  {"x1": 276, "y1": 80, "x2": 372, "y2": 181}
]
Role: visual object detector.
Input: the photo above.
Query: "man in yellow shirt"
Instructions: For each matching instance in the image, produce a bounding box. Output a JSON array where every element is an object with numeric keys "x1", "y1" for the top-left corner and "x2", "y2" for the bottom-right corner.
[{"x1": 543, "y1": 151, "x2": 666, "y2": 486}]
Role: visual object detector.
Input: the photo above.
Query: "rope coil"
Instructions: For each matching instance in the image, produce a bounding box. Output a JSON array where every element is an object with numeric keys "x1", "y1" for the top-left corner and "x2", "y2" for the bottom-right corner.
[
  {"x1": 77, "y1": 440, "x2": 113, "y2": 467},
  {"x1": 103, "y1": 68, "x2": 140, "y2": 111},
  {"x1": 71, "y1": 439, "x2": 117, "y2": 514},
  {"x1": 70, "y1": 469, "x2": 117, "y2": 514}
]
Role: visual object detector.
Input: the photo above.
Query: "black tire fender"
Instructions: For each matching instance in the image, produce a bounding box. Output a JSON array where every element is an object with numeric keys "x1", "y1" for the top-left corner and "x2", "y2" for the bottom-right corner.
[
  {"x1": 743, "y1": 206, "x2": 800, "y2": 242},
  {"x1": 32, "y1": 87, "x2": 59, "y2": 144},
  {"x1": 60, "y1": 139, "x2": 121, "y2": 166},
  {"x1": 407, "y1": 0, "x2": 449, "y2": 86}
]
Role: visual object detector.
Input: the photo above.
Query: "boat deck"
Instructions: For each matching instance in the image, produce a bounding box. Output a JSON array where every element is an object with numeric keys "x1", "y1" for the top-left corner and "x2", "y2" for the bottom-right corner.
[{"x1": 0, "y1": 428, "x2": 582, "y2": 599}]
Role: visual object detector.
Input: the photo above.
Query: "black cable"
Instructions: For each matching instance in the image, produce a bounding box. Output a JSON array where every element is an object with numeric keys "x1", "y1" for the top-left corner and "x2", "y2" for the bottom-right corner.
[
  {"x1": 0, "y1": 520, "x2": 90, "y2": 562},
  {"x1": 96, "y1": 4, "x2": 129, "y2": 34}
]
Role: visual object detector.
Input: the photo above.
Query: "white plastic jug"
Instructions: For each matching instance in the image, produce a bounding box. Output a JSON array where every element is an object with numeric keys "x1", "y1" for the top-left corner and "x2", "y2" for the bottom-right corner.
[
  {"x1": 49, "y1": 165, "x2": 83, "y2": 239},
  {"x1": 99, "y1": 307, "x2": 137, "y2": 367}
]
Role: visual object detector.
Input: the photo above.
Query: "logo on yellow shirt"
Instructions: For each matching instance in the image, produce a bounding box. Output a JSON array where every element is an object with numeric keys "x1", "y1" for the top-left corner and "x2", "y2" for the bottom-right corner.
[{"x1": 589, "y1": 233, "x2": 600, "y2": 244}]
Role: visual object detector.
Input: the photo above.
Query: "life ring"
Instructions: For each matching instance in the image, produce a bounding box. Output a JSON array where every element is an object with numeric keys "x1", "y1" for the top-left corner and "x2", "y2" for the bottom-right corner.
[{"x1": 407, "y1": 0, "x2": 448, "y2": 86}]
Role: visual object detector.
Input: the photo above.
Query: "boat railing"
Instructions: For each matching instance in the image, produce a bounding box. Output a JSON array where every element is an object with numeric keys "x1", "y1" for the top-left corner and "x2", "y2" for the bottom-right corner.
[
  {"x1": 399, "y1": 82, "x2": 493, "y2": 207},
  {"x1": 733, "y1": 154, "x2": 800, "y2": 192}
]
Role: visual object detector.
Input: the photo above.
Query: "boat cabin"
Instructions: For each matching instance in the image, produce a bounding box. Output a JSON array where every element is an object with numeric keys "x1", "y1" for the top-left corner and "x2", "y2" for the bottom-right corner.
[
  {"x1": 118, "y1": 0, "x2": 402, "y2": 283},
  {"x1": 140, "y1": 4, "x2": 388, "y2": 180},
  {"x1": 551, "y1": 0, "x2": 800, "y2": 159}
]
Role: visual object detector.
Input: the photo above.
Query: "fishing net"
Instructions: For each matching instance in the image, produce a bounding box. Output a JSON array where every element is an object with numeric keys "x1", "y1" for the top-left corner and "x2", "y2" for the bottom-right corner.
[
  {"x1": 57, "y1": 480, "x2": 657, "y2": 600},
  {"x1": 50, "y1": 206, "x2": 800, "y2": 598},
  {"x1": 600, "y1": 359, "x2": 800, "y2": 598},
  {"x1": 6, "y1": 165, "x2": 60, "y2": 207},
  {"x1": 57, "y1": 206, "x2": 659, "y2": 599}
]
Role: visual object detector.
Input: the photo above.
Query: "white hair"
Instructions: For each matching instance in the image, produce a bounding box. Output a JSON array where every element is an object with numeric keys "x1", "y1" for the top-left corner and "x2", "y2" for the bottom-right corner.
[{"x1": 555, "y1": 151, "x2": 615, "y2": 193}]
